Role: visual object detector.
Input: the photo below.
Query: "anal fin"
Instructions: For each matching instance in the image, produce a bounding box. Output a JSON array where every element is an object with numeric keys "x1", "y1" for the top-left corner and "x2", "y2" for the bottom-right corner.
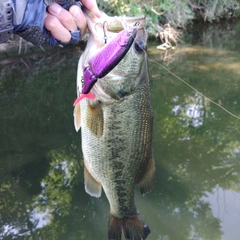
[
  {"x1": 84, "y1": 165, "x2": 102, "y2": 198},
  {"x1": 138, "y1": 155, "x2": 156, "y2": 196},
  {"x1": 86, "y1": 101, "x2": 103, "y2": 137}
]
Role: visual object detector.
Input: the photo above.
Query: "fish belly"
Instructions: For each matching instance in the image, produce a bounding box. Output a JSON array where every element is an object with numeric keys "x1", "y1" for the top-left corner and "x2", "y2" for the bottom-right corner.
[{"x1": 82, "y1": 84, "x2": 153, "y2": 218}]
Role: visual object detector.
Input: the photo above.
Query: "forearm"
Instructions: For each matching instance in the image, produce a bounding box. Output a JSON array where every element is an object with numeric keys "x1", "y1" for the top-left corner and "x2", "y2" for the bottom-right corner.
[{"x1": 0, "y1": 0, "x2": 14, "y2": 43}]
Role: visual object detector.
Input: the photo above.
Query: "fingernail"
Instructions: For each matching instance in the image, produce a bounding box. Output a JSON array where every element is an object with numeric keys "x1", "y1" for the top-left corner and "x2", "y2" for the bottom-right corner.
[{"x1": 49, "y1": 3, "x2": 62, "y2": 15}]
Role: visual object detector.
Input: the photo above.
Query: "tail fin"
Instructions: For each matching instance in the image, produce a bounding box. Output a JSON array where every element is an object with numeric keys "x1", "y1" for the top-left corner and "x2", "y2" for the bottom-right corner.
[{"x1": 108, "y1": 213, "x2": 150, "y2": 240}]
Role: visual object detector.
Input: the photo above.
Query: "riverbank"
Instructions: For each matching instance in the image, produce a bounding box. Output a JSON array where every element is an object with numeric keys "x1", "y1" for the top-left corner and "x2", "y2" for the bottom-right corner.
[
  {"x1": 1, "y1": 12, "x2": 239, "y2": 59},
  {"x1": 1, "y1": 0, "x2": 240, "y2": 55},
  {"x1": 0, "y1": 35, "x2": 87, "y2": 67},
  {"x1": 0, "y1": 36, "x2": 49, "y2": 60}
]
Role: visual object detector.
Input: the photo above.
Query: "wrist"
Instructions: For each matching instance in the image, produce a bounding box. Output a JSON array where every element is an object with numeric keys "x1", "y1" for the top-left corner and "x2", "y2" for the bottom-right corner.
[{"x1": 0, "y1": 0, "x2": 14, "y2": 43}]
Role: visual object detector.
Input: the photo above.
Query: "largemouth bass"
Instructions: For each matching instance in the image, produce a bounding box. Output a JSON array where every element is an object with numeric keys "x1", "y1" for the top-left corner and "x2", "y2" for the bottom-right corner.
[{"x1": 73, "y1": 9, "x2": 155, "y2": 240}]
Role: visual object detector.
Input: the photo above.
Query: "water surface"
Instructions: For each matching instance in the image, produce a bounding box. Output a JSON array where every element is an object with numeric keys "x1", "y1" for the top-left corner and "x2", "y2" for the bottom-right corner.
[{"x1": 1, "y1": 21, "x2": 240, "y2": 240}]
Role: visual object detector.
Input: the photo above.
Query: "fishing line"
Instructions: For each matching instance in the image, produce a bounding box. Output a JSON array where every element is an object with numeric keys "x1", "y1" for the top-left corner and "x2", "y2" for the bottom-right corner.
[
  {"x1": 123, "y1": 26, "x2": 240, "y2": 120},
  {"x1": 146, "y1": 53, "x2": 240, "y2": 120}
]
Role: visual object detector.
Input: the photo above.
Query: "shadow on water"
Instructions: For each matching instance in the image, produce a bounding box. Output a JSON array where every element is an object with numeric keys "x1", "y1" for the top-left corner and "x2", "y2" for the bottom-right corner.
[{"x1": 0, "y1": 20, "x2": 240, "y2": 240}]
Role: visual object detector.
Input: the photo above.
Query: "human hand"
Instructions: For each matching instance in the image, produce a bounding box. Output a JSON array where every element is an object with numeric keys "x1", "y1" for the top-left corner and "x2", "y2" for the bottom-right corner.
[
  {"x1": 13, "y1": 0, "x2": 101, "y2": 46},
  {"x1": 45, "y1": 0, "x2": 101, "y2": 44}
]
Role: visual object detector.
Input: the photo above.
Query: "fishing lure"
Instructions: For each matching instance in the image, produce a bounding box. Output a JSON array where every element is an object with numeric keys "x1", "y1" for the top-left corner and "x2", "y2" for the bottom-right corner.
[{"x1": 73, "y1": 27, "x2": 137, "y2": 106}]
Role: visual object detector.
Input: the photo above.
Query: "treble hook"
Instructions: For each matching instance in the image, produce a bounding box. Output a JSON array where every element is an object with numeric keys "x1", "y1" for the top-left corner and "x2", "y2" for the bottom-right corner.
[{"x1": 95, "y1": 21, "x2": 109, "y2": 44}]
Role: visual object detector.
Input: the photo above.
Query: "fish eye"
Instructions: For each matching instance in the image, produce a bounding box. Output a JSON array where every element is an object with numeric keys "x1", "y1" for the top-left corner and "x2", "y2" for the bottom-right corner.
[{"x1": 135, "y1": 40, "x2": 146, "y2": 53}]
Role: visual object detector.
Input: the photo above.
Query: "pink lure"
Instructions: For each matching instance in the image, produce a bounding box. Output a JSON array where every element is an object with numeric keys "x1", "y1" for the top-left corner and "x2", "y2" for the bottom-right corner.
[{"x1": 73, "y1": 93, "x2": 95, "y2": 106}]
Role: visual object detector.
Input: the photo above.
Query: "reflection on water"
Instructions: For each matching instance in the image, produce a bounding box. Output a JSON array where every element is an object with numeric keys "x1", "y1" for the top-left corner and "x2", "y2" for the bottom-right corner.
[
  {"x1": 1, "y1": 21, "x2": 240, "y2": 239},
  {"x1": 202, "y1": 187, "x2": 240, "y2": 240}
]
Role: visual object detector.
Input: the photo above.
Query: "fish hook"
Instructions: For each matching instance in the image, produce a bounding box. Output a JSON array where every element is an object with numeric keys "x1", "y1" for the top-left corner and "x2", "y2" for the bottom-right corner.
[{"x1": 95, "y1": 21, "x2": 109, "y2": 44}]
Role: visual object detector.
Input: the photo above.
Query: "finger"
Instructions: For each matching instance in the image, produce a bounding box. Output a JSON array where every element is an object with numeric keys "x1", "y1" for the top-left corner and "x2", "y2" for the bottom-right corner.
[
  {"x1": 48, "y1": 3, "x2": 78, "y2": 31},
  {"x1": 44, "y1": 13, "x2": 71, "y2": 42},
  {"x1": 69, "y1": 5, "x2": 87, "y2": 36},
  {"x1": 81, "y1": 0, "x2": 101, "y2": 18}
]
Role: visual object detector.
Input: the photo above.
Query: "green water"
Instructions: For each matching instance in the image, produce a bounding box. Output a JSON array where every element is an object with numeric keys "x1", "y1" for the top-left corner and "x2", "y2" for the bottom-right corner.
[{"x1": 1, "y1": 21, "x2": 240, "y2": 240}]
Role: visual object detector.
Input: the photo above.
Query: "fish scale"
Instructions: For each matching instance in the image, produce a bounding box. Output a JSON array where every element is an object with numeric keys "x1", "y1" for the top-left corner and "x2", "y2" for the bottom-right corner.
[
  {"x1": 74, "y1": 9, "x2": 155, "y2": 240},
  {"x1": 82, "y1": 84, "x2": 152, "y2": 214}
]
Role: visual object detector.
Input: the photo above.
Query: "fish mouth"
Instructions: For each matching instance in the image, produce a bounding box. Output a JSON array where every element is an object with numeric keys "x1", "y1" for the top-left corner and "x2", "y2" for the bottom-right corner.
[
  {"x1": 81, "y1": 27, "x2": 137, "y2": 94},
  {"x1": 76, "y1": 7, "x2": 146, "y2": 101},
  {"x1": 81, "y1": 5, "x2": 145, "y2": 34}
]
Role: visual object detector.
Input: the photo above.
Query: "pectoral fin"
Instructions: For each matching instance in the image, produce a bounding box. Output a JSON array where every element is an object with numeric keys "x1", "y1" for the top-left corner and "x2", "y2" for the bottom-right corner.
[
  {"x1": 84, "y1": 165, "x2": 102, "y2": 198},
  {"x1": 86, "y1": 101, "x2": 103, "y2": 137},
  {"x1": 138, "y1": 155, "x2": 156, "y2": 196},
  {"x1": 73, "y1": 103, "x2": 81, "y2": 132}
]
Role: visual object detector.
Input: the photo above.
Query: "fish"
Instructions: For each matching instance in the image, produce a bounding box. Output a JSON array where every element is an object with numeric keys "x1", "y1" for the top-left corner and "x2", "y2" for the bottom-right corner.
[{"x1": 73, "y1": 9, "x2": 155, "y2": 240}]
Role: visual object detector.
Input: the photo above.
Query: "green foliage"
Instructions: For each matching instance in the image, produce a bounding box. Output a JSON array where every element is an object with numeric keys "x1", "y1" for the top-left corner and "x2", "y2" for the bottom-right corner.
[
  {"x1": 97, "y1": 0, "x2": 240, "y2": 37},
  {"x1": 194, "y1": 0, "x2": 240, "y2": 22},
  {"x1": 98, "y1": 0, "x2": 164, "y2": 36},
  {"x1": 163, "y1": 0, "x2": 195, "y2": 27}
]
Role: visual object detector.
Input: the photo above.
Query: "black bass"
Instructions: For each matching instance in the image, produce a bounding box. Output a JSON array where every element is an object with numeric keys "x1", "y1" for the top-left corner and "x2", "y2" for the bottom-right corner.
[{"x1": 73, "y1": 9, "x2": 155, "y2": 240}]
